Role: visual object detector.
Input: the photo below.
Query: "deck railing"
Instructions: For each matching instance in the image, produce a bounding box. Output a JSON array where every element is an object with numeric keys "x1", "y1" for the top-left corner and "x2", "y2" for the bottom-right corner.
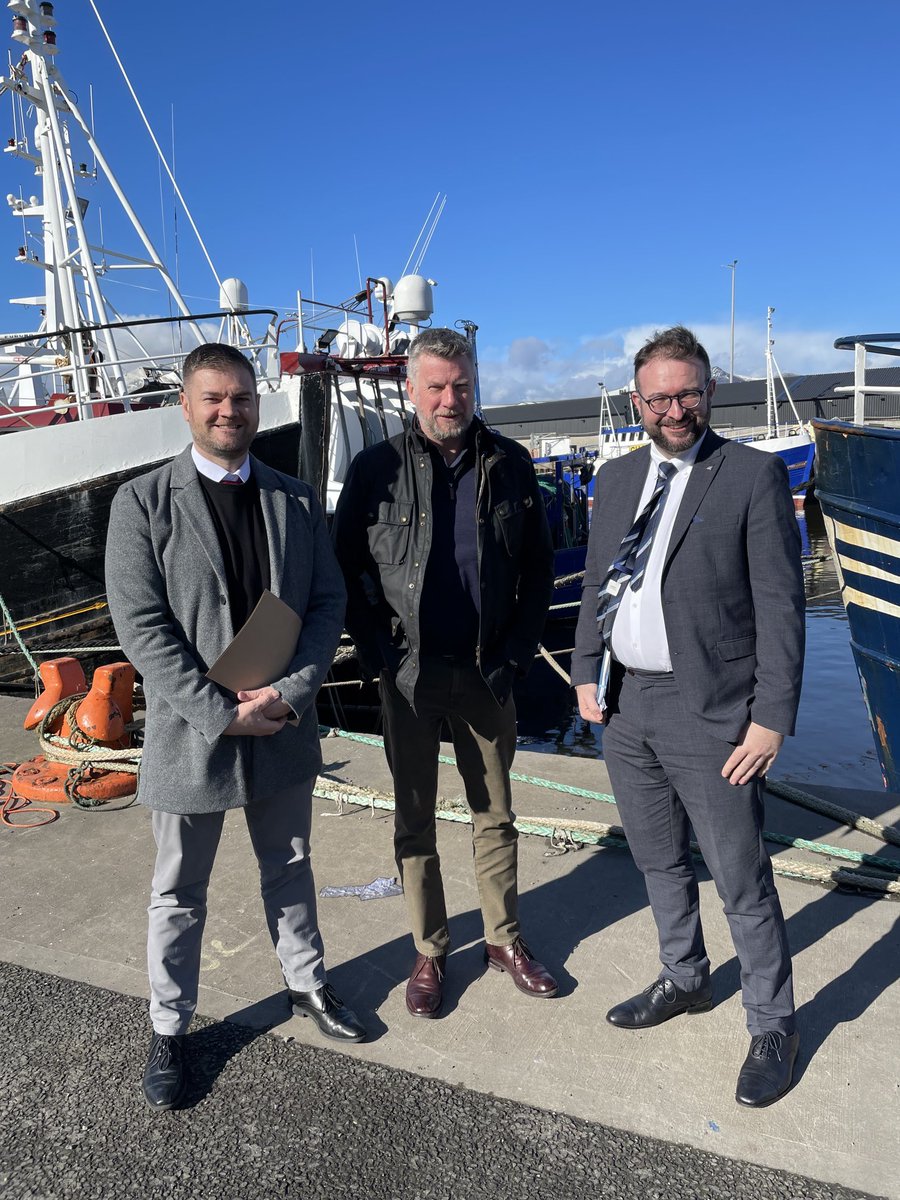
[{"x1": 833, "y1": 333, "x2": 900, "y2": 422}]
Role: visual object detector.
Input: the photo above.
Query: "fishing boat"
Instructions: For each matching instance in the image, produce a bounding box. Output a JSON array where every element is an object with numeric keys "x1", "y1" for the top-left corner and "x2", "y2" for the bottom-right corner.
[
  {"x1": 731, "y1": 308, "x2": 815, "y2": 510},
  {"x1": 813, "y1": 331, "x2": 900, "y2": 791},
  {"x1": 0, "y1": 3, "x2": 453, "y2": 693},
  {"x1": 0, "y1": 4, "x2": 581, "y2": 736}
]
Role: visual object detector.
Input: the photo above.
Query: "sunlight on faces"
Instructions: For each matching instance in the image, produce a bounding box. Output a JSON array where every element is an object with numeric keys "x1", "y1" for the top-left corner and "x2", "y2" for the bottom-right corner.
[
  {"x1": 407, "y1": 353, "x2": 475, "y2": 449},
  {"x1": 633, "y1": 356, "x2": 714, "y2": 457},
  {"x1": 180, "y1": 365, "x2": 259, "y2": 469}
]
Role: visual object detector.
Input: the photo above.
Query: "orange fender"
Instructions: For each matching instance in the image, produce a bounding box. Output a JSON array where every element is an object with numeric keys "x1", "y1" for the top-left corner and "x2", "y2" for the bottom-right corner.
[
  {"x1": 24, "y1": 657, "x2": 87, "y2": 731},
  {"x1": 73, "y1": 662, "x2": 135, "y2": 749},
  {"x1": 11, "y1": 755, "x2": 137, "y2": 804}
]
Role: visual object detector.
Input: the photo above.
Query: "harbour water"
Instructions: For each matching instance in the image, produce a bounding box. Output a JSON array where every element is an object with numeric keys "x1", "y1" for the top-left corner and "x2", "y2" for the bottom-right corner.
[{"x1": 524, "y1": 501, "x2": 885, "y2": 792}]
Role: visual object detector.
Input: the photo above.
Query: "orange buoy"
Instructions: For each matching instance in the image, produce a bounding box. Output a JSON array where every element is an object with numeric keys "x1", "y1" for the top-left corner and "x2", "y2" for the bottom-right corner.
[{"x1": 24, "y1": 657, "x2": 86, "y2": 731}]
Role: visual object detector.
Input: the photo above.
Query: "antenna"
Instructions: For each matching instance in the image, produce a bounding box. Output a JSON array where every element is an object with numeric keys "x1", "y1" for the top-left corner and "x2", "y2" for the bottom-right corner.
[
  {"x1": 353, "y1": 234, "x2": 362, "y2": 290},
  {"x1": 400, "y1": 193, "x2": 444, "y2": 278}
]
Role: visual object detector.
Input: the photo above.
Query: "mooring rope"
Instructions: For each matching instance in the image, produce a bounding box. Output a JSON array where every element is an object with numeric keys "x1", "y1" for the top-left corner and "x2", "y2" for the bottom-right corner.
[
  {"x1": 765, "y1": 779, "x2": 900, "y2": 848},
  {"x1": 319, "y1": 726, "x2": 900, "y2": 892},
  {"x1": 0, "y1": 592, "x2": 40, "y2": 680},
  {"x1": 312, "y1": 775, "x2": 900, "y2": 897},
  {"x1": 30, "y1": 695, "x2": 142, "y2": 809}
]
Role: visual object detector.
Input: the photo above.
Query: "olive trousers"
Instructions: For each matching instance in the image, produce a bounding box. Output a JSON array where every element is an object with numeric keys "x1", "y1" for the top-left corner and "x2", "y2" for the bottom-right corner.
[{"x1": 380, "y1": 658, "x2": 520, "y2": 957}]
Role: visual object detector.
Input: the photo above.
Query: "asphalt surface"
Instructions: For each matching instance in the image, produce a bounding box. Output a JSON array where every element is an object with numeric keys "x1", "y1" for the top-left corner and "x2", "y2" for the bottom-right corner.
[{"x1": 0, "y1": 962, "x2": 881, "y2": 1200}]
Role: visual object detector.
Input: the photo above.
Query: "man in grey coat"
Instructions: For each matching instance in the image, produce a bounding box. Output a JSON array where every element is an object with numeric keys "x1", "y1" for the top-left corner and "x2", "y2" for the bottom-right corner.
[
  {"x1": 106, "y1": 343, "x2": 364, "y2": 1112},
  {"x1": 572, "y1": 326, "x2": 805, "y2": 1108}
]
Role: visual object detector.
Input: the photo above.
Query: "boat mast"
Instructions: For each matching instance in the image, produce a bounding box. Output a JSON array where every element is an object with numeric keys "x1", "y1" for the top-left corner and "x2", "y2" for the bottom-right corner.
[
  {"x1": 765, "y1": 307, "x2": 779, "y2": 438},
  {"x1": 1, "y1": 1, "x2": 204, "y2": 415},
  {"x1": 765, "y1": 306, "x2": 804, "y2": 434},
  {"x1": 598, "y1": 382, "x2": 621, "y2": 452}
]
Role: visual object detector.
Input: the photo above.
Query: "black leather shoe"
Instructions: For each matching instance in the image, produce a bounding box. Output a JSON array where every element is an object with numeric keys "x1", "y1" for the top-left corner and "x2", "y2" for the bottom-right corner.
[
  {"x1": 288, "y1": 983, "x2": 366, "y2": 1043},
  {"x1": 606, "y1": 978, "x2": 713, "y2": 1028},
  {"x1": 142, "y1": 1032, "x2": 187, "y2": 1111},
  {"x1": 735, "y1": 1031, "x2": 800, "y2": 1107}
]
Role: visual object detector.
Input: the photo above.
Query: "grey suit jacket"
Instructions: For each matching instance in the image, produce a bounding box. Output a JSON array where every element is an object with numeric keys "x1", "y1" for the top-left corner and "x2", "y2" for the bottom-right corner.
[
  {"x1": 571, "y1": 430, "x2": 805, "y2": 741},
  {"x1": 105, "y1": 446, "x2": 346, "y2": 813}
]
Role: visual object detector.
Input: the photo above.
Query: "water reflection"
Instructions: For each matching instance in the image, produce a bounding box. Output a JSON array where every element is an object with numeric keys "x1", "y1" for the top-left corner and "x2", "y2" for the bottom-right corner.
[{"x1": 524, "y1": 503, "x2": 883, "y2": 790}]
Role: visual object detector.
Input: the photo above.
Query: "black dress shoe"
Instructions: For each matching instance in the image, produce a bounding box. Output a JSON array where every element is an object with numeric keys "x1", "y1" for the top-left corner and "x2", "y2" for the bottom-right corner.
[
  {"x1": 142, "y1": 1032, "x2": 187, "y2": 1111},
  {"x1": 735, "y1": 1031, "x2": 800, "y2": 1107},
  {"x1": 288, "y1": 983, "x2": 366, "y2": 1043},
  {"x1": 606, "y1": 978, "x2": 713, "y2": 1028}
]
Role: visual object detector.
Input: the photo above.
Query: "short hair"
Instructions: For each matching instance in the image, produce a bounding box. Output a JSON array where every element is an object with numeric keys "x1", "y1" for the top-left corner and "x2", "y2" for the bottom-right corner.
[
  {"x1": 182, "y1": 342, "x2": 257, "y2": 389},
  {"x1": 407, "y1": 327, "x2": 474, "y2": 382},
  {"x1": 633, "y1": 325, "x2": 711, "y2": 389}
]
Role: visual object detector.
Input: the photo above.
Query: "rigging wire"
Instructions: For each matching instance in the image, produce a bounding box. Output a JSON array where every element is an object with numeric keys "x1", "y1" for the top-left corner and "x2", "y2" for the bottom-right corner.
[
  {"x1": 413, "y1": 194, "x2": 446, "y2": 275},
  {"x1": 86, "y1": 0, "x2": 224, "y2": 291}
]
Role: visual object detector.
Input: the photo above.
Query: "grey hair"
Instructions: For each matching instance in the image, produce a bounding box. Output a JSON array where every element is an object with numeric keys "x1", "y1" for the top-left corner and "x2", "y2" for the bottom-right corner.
[{"x1": 407, "y1": 327, "x2": 474, "y2": 382}]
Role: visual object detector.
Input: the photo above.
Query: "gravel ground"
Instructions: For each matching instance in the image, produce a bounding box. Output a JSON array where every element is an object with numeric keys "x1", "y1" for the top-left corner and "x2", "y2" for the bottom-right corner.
[{"x1": 0, "y1": 961, "x2": 881, "y2": 1200}]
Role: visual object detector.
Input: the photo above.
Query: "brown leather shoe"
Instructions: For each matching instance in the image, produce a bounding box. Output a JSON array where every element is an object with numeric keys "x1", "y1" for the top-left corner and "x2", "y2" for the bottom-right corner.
[
  {"x1": 485, "y1": 937, "x2": 558, "y2": 998},
  {"x1": 405, "y1": 952, "x2": 446, "y2": 1018}
]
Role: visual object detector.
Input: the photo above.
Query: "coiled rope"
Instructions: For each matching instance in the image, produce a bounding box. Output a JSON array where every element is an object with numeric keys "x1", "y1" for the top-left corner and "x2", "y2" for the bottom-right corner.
[{"x1": 31, "y1": 694, "x2": 141, "y2": 809}]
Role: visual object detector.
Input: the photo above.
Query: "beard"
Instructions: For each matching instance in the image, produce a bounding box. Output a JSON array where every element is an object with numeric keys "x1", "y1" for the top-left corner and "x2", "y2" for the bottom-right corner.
[
  {"x1": 646, "y1": 411, "x2": 707, "y2": 455},
  {"x1": 419, "y1": 411, "x2": 473, "y2": 443}
]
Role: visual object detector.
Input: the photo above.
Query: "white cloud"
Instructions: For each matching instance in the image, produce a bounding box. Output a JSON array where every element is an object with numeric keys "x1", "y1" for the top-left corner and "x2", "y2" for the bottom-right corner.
[{"x1": 478, "y1": 321, "x2": 894, "y2": 407}]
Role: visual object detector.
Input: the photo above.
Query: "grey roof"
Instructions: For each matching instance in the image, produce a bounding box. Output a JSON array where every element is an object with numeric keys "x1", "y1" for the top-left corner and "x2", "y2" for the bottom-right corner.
[{"x1": 482, "y1": 366, "x2": 900, "y2": 425}]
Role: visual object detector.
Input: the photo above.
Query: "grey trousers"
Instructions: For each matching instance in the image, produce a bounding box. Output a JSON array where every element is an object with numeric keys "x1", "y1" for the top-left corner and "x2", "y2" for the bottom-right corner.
[
  {"x1": 602, "y1": 671, "x2": 795, "y2": 1036},
  {"x1": 380, "y1": 659, "x2": 520, "y2": 957},
  {"x1": 147, "y1": 778, "x2": 326, "y2": 1035}
]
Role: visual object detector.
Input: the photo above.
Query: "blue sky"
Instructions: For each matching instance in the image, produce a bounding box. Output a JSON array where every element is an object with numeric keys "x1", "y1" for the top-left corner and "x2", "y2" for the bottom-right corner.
[{"x1": 2, "y1": 0, "x2": 897, "y2": 403}]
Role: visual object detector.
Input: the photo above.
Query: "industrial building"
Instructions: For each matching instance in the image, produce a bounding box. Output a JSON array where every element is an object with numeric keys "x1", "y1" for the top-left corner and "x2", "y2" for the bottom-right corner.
[{"x1": 482, "y1": 366, "x2": 900, "y2": 454}]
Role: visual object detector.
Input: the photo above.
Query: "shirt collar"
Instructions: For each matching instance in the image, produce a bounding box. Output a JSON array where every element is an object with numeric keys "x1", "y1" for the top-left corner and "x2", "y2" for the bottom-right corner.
[
  {"x1": 649, "y1": 427, "x2": 707, "y2": 473},
  {"x1": 191, "y1": 445, "x2": 251, "y2": 483}
]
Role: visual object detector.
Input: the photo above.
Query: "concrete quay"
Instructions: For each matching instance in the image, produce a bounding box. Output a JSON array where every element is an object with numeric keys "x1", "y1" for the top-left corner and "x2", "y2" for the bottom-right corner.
[{"x1": 0, "y1": 693, "x2": 897, "y2": 1199}]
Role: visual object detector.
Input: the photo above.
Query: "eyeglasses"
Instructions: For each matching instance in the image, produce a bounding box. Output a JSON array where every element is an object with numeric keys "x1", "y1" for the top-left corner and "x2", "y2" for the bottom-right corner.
[{"x1": 634, "y1": 382, "x2": 710, "y2": 415}]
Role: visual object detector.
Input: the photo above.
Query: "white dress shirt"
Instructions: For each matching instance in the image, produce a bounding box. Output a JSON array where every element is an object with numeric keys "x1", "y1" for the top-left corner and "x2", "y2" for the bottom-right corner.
[
  {"x1": 191, "y1": 445, "x2": 251, "y2": 483},
  {"x1": 611, "y1": 431, "x2": 707, "y2": 671}
]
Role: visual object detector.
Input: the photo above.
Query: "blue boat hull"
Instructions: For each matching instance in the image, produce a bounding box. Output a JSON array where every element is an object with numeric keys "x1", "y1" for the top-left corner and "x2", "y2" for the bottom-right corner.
[
  {"x1": 776, "y1": 440, "x2": 816, "y2": 500},
  {"x1": 813, "y1": 418, "x2": 900, "y2": 790}
]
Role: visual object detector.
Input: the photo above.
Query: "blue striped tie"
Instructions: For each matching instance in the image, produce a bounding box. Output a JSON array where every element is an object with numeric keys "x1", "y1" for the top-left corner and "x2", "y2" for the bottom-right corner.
[{"x1": 594, "y1": 461, "x2": 676, "y2": 708}]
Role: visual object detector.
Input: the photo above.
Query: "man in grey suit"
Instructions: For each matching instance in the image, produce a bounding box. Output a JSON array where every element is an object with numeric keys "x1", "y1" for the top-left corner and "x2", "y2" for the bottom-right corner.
[
  {"x1": 106, "y1": 343, "x2": 365, "y2": 1112},
  {"x1": 572, "y1": 326, "x2": 804, "y2": 1107}
]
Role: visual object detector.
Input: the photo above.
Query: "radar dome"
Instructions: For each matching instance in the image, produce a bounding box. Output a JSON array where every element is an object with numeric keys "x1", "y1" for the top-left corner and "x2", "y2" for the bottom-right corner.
[
  {"x1": 391, "y1": 275, "x2": 434, "y2": 324},
  {"x1": 220, "y1": 277, "x2": 249, "y2": 311}
]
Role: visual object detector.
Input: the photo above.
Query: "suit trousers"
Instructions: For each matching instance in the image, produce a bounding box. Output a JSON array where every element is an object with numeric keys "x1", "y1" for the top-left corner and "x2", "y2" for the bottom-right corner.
[
  {"x1": 147, "y1": 778, "x2": 326, "y2": 1035},
  {"x1": 602, "y1": 670, "x2": 795, "y2": 1036},
  {"x1": 380, "y1": 659, "x2": 519, "y2": 956}
]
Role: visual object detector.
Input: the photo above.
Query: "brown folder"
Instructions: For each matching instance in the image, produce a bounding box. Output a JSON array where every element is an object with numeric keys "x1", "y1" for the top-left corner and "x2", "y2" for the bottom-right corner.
[{"x1": 206, "y1": 589, "x2": 302, "y2": 693}]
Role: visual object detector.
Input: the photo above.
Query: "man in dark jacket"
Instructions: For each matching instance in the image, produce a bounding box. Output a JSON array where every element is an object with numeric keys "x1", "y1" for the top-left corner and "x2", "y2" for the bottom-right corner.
[{"x1": 332, "y1": 327, "x2": 558, "y2": 1017}]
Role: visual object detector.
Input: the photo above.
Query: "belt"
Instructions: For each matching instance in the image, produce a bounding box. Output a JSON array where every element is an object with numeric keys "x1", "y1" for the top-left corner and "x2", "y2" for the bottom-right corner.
[{"x1": 624, "y1": 666, "x2": 674, "y2": 679}]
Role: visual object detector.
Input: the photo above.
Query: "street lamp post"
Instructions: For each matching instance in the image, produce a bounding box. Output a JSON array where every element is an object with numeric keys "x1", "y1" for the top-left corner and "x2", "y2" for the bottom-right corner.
[{"x1": 723, "y1": 259, "x2": 738, "y2": 382}]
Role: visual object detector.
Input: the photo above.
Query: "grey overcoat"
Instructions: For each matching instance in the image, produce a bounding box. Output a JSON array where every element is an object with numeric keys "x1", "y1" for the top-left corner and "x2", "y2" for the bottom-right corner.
[{"x1": 105, "y1": 446, "x2": 346, "y2": 814}]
